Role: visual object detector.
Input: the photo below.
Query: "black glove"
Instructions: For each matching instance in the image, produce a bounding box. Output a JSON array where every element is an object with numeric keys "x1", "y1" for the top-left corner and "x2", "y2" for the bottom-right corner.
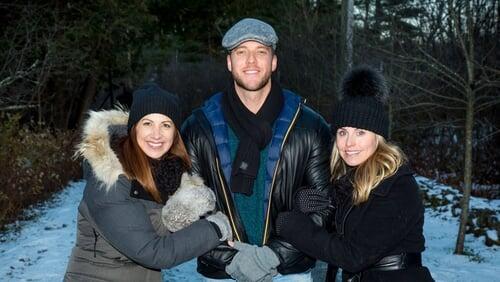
[
  {"x1": 275, "y1": 211, "x2": 292, "y2": 236},
  {"x1": 275, "y1": 210, "x2": 312, "y2": 237},
  {"x1": 294, "y1": 187, "x2": 333, "y2": 214}
]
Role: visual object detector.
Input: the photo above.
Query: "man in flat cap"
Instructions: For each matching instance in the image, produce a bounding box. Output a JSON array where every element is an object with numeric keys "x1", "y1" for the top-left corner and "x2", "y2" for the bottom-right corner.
[{"x1": 182, "y1": 18, "x2": 331, "y2": 281}]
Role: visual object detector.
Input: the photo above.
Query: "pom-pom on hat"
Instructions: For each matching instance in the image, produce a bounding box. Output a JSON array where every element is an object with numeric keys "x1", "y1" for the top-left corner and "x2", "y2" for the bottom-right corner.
[
  {"x1": 332, "y1": 66, "x2": 389, "y2": 138},
  {"x1": 127, "y1": 82, "x2": 182, "y2": 132}
]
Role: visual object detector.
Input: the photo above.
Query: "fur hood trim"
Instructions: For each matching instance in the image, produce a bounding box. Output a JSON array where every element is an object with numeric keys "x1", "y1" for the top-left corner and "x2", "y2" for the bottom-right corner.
[{"x1": 75, "y1": 109, "x2": 129, "y2": 189}]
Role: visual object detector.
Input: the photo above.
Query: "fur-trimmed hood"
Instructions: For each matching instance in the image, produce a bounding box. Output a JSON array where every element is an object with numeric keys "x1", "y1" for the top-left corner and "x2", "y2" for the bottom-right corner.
[{"x1": 76, "y1": 109, "x2": 129, "y2": 189}]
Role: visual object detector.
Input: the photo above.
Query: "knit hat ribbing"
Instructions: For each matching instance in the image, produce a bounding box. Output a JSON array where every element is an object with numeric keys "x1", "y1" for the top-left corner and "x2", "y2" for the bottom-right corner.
[
  {"x1": 332, "y1": 66, "x2": 389, "y2": 138},
  {"x1": 127, "y1": 83, "x2": 182, "y2": 132}
]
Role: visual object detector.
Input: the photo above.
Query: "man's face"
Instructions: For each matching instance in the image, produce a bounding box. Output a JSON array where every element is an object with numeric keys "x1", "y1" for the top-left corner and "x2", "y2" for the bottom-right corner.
[{"x1": 226, "y1": 41, "x2": 277, "y2": 92}]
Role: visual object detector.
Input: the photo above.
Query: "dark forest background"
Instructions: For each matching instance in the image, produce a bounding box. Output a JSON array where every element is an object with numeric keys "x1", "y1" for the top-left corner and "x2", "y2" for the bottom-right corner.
[{"x1": 0, "y1": 0, "x2": 499, "y2": 253}]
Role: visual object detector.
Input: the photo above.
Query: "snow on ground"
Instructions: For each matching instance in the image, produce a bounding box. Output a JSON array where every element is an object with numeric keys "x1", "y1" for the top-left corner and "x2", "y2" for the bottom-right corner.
[
  {"x1": 416, "y1": 176, "x2": 500, "y2": 282},
  {"x1": 0, "y1": 182, "x2": 83, "y2": 281},
  {"x1": 0, "y1": 177, "x2": 499, "y2": 281}
]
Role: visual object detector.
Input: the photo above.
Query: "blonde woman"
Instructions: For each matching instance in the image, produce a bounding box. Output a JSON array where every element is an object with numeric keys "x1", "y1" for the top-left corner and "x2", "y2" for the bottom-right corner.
[{"x1": 276, "y1": 66, "x2": 434, "y2": 282}]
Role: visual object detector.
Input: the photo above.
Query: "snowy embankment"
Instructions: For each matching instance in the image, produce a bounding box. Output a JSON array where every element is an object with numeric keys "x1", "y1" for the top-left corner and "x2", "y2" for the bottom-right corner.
[{"x1": 0, "y1": 178, "x2": 499, "y2": 282}]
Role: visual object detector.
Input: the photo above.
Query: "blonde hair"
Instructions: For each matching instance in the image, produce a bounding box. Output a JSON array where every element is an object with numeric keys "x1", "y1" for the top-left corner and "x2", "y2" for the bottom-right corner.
[{"x1": 330, "y1": 135, "x2": 406, "y2": 205}]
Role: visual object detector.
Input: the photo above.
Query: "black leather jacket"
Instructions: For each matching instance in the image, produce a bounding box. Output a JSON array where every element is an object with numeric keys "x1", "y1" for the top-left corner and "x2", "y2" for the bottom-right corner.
[{"x1": 181, "y1": 90, "x2": 332, "y2": 278}]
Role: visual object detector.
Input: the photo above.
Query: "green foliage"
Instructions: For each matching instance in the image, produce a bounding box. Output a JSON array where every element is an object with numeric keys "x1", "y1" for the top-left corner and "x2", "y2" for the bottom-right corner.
[
  {"x1": 372, "y1": 0, "x2": 424, "y2": 37},
  {"x1": 0, "y1": 116, "x2": 81, "y2": 229},
  {"x1": 147, "y1": 0, "x2": 287, "y2": 55},
  {"x1": 0, "y1": 1, "x2": 161, "y2": 128},
  {"x1": 52, "y1": 0, "x2": 158, "y2": 77}
]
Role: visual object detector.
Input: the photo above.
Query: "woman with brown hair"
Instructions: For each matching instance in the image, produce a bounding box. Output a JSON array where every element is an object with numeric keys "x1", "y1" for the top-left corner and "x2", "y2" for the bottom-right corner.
[
  {"x1": 64, "y1": 83, "x2": 232, "y2": 281},
  {"x1": 276, "y1": 66, "x2": 434, "y2": 281}
]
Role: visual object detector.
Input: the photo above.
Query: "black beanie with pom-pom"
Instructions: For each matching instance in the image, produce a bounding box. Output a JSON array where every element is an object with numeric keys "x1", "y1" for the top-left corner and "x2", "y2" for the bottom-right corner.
[{"x1": 332, "y1": 65, "x2": 389, "y2": 138}]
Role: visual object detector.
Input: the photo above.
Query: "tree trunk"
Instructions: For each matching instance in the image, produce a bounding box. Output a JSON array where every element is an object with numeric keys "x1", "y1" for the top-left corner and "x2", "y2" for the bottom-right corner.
[
  {"x1": 37, "y1": 86, "x2": 42, "y2": 126},
  {"x1": 364, "y1": 0, "x2": 371, "y2": 36},
  {"x1": 455, "y1": 89, "x2": 474, "y2": 254},
  {"x1": 455, "y1": 0, "x2": 475, "y2": 255},
  {"x1": 341, "y1": 0, "x2": 354, "y2": 71},
  {"x1": 108, "y1": 66, "x2": 114, "y2": 106},
  {"x1": 346, "y1": 0, "x2": 353, "y2": 70},
  {"x1": 75, "y1": 74, "x2": 97, "y2": 128},
  {"x1": 374, "y1": 0, "x2": 382, "y2": 35}
]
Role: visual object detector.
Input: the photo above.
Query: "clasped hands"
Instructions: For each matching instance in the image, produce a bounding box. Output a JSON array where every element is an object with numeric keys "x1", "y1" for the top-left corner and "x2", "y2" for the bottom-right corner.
[
  {"x1": 225, "y1": 188, "x2": 331, "y2": 281},
  {"x1": 226, "y1": 241, "x2": 280, "y2": 282}
]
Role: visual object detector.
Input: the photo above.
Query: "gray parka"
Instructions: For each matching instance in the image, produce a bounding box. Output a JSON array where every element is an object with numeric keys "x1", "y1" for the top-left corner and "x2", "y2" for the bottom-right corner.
[{"x1": 64, "y1": 109, "x2": 221, "y2": 282}]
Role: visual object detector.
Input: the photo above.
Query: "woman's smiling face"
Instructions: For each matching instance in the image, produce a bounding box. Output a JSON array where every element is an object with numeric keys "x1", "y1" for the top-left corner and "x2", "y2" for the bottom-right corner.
[
  {"x1": 135, "y1": 113, "x2": 176, "y2": 159},
  {"x1": 336, "y1": 126, "x2": 378, "y2": 166}
]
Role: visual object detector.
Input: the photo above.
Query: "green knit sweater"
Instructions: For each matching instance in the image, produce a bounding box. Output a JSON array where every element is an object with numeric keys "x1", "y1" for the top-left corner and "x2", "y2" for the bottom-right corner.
[{"x1": 227, "y1": 126, "x2": 268, "y2": 246}]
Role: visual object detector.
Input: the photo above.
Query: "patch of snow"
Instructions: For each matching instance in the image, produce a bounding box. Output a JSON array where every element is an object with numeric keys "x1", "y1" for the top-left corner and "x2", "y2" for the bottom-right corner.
[
  {"x1": 445, "y1": 194, "x2": 454, "y2": 202},
  {"x1": 0, "y1": 182, "x2": 83, "y2": 281},
  {"x1": 486, "y1": 230, "x2": 498, "y2": 242},
  {"x1": 416, "y1": 177, "x2": 500, "y2": 282}
]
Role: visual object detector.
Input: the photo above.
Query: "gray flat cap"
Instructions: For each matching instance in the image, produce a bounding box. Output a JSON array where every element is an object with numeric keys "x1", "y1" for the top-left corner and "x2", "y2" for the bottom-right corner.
[{"x1": 222, "y1": 18, "x2": 278, "y2": 51}]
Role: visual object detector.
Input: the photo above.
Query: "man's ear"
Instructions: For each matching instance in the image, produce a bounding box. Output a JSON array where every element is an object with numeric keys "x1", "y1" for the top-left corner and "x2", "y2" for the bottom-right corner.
[
  {"x1": 227, "y1": 54, "x2": 232, "y2": 72},
  {"x1": 271, "y1": 54, "x2": 277, "y2": 72}
]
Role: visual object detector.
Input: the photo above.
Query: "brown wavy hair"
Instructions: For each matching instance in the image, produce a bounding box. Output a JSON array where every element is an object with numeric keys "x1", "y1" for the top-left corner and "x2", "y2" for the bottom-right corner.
[
  {"x1": 330, "y1": 135, "x2": 406, "y2": 205},
  {"x1": 118, "y1": 125, "x2": 191, "y2": 203}
]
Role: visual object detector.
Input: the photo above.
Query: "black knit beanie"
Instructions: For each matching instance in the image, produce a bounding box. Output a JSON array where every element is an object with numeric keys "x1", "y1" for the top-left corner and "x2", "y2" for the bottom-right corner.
[
  {"x1": 331, "y1": 66, "x2": 389, "y2": 138},
  {"x1": 127, "y1": 82, "x2": 182, "y2": 132}
]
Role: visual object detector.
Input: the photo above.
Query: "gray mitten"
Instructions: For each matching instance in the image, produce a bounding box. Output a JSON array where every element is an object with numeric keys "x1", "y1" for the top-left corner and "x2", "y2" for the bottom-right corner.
[
  {"x1": 161, "y1": 173, "x2": 216, "y2": 232},
  {"x1": 206, "y1": 212, "x2": 233, "y2": 241},
  {"x1": 226, "y1": 242, "x2": 280, "y2": 282}
]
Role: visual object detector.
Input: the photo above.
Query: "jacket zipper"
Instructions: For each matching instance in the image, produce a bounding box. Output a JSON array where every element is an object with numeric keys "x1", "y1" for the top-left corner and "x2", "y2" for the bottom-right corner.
[
  {"x1": 93, "y1": 228, "x2": 98, "y2": 258},
  {"x1": 215, "y1": 157, "x2": 242, "y2": 242},
  {"x1": 340, "y1": 204, "x2": 354, "y2": 235},
  {"x1": 262, "y1": 101, "x2": 303, "y2": 245}
]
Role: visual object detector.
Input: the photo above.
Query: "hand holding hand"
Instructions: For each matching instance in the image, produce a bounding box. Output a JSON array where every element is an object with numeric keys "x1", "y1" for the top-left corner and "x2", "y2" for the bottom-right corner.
[{"x1": 226, "y1": 242, "x2": 280, "y2": 282}]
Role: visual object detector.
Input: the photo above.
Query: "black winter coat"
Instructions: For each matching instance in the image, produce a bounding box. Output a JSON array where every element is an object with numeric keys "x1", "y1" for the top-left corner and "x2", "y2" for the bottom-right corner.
[
  {"x1": 278, "y1": 165, "x2": 434, "y2": 282},
  {"x1": 181, "y1": 91, "x2": 332, "y2": 278}
]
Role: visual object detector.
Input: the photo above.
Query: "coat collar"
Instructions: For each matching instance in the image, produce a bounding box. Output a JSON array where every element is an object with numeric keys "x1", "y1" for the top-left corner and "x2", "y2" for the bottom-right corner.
[
  {"x1": 200, "y1": 89, "x2": 303, "y2": 192},
  {"x1": 371, "y1": 164, "x2": 414, "y2": 197},
  {"x1": 75, "y1": 109, "x2": 129, "y2": 190},
  {"x1": 130, "y1": 180, "x2": 154, "y2": 201}
]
